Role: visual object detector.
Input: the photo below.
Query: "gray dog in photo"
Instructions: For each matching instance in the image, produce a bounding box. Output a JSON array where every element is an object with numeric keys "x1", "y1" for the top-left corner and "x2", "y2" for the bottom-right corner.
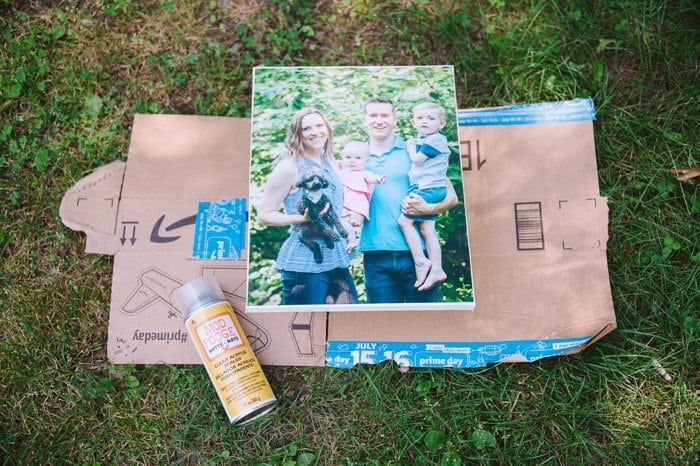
[{"x1": 295, "y1": 171, "x2": 348, "y2": 264}]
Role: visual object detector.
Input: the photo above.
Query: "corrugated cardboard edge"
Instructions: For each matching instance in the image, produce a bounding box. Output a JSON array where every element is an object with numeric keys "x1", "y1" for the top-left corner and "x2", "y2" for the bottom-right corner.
[{"x1": 59, "y1": 160, "x2": 125, "y2": 255}]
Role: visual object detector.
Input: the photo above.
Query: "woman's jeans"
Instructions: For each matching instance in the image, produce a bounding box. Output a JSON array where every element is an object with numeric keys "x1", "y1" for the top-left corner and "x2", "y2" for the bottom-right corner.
[{"x1": 281, "y1": 267, "x2": 358, "y2": 305}]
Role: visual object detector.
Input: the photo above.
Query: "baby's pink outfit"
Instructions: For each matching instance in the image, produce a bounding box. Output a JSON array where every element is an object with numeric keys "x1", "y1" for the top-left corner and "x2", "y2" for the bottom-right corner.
[{"x1": 339, "y1": 168, "x2": 373, "y2": 220}]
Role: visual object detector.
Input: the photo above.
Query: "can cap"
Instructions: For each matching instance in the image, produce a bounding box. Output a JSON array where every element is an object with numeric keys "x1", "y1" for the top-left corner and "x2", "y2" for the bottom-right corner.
[{"x1": 173, "y1": 276, "x2": 225, "y2": 320}]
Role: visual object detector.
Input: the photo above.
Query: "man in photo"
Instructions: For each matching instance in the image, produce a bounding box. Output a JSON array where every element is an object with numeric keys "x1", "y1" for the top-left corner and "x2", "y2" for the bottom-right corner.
[{"x1": 359, "y1": 97, "x2": 458, "y2": 303}]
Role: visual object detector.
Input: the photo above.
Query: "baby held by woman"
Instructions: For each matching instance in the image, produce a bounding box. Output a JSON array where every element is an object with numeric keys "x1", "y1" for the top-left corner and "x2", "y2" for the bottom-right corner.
[{"x1": 337, "y1": 141, "x2": 385, "y2": 250}]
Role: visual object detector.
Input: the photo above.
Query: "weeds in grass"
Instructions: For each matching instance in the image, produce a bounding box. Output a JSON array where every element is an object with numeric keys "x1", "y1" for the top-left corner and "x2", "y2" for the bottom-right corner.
[{"x1": 1, "y1": 0, "x2": 698, "y2": 464}]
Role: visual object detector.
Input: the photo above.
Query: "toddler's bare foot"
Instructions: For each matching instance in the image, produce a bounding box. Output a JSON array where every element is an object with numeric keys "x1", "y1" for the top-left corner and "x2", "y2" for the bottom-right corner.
[
  {"x1": 414, "y1": 260, "x2": 432, "y2": 288},
  {"x1": 418, "y1": 268, "x2": 447, "y2": 291}
]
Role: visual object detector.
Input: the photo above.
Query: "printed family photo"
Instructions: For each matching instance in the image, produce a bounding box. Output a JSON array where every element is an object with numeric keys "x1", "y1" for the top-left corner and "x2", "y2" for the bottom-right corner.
[{"x1": 246, "y1": 66, "x2": 474, "y2": 312}]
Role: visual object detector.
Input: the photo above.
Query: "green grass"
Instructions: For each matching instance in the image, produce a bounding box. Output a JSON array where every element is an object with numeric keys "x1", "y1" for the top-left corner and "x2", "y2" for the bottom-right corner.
[{"x1": 1, "y1": 0, "x2": 698, "y2": 464}]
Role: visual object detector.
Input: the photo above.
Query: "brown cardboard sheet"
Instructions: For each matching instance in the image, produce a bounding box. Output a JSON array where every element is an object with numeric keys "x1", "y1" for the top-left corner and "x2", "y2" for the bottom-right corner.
[
  {"x1": 60, "y1": 105, "x2": 615, "y2": 368},
  {"x1": 328, "y1": 119, "x2": 616, "y2": 365}
]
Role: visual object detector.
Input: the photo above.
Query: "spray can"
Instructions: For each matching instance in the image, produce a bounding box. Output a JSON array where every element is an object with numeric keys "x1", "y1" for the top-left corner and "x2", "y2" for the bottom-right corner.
[{"x1": 173, "y1": 276, "x2": 276, "y2": 425}]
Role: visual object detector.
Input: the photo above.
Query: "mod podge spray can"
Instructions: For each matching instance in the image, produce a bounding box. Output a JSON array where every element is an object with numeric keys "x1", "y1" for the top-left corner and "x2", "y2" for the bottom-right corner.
[{"x1": 173, "y1": 276, "x2": 276, "y2": 425}]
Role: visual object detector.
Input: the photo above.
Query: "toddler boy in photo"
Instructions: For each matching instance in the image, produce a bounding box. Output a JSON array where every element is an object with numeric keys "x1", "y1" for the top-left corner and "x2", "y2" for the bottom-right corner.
[
  {"x1": 399, "y1": 102, "x2": 450, "y2": 289},
  {"x1": 338, "y1": 140, "x2": 385, "y2": 251}
]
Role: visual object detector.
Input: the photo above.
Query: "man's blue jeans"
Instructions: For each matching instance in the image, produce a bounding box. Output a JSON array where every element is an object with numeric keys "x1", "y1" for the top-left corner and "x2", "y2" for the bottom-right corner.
[
  {"x1": 363, "y1": 251, "x2": 440, "y2": 303},
  {"x1": 281, "y1": 268, "x2": 358, "y2": 305}
]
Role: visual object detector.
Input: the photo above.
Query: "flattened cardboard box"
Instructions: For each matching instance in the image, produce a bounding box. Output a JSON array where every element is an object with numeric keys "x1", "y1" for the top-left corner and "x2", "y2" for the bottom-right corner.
[{"x1": 60, "y1": 99, "x2": 616, "y2": 369}]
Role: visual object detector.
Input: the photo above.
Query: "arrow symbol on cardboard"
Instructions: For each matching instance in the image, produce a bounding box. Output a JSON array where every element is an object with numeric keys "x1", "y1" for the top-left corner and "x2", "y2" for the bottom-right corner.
[
  {"x1": 150, "y1": 214, "x2": 196, "y2": 243},
  {"x1": 120, "y1": 222, "x2": 138, "y2": 245}
]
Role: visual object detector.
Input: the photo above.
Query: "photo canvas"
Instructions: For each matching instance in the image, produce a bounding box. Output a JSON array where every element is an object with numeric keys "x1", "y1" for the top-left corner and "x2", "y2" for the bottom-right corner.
[{"x1": 246, "y1": 65, "x2": 474, "y2": 312}]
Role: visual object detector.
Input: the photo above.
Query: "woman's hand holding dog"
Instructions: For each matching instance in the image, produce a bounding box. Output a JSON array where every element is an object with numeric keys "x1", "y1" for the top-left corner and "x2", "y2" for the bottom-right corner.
[{"x1": 301, "y1": 203, "x2": 330, "y2": 222}]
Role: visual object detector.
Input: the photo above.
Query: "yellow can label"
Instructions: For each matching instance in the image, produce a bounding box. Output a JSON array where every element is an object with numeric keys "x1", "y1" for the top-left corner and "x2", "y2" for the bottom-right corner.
[{"x1": 186, "y1": 302, "x2": 275, "y2": 422}]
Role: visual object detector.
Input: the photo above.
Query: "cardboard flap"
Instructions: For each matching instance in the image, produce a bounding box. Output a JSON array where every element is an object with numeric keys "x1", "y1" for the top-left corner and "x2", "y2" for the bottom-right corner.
[
  {"x1": 468, "y1": 196, "x2": 609, "y2": 255},
  {"x1": 112, "y1": 114, "x2": 251, "y2": 256},
  {"x1": 108, "y1": 255, "x2": 327, "y2": 366},
  {"x1": 59, "y1": 160, "x2": 125, "y2": 254},
  {"x1": 460, "y1": 120, "x2": 606, "y2": 256},
  {"x1": 123, "y1": 114, "x2": 249, "y2": 199},
  {"x1": 89, "y1": 114, "x2": 327, "y2": 367}
]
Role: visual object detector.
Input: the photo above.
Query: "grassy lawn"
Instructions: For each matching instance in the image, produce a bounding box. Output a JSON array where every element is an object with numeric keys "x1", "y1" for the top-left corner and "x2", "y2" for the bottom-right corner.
[{"x1": 1, "y1": 0, "x2": 698, "y2": 464}]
